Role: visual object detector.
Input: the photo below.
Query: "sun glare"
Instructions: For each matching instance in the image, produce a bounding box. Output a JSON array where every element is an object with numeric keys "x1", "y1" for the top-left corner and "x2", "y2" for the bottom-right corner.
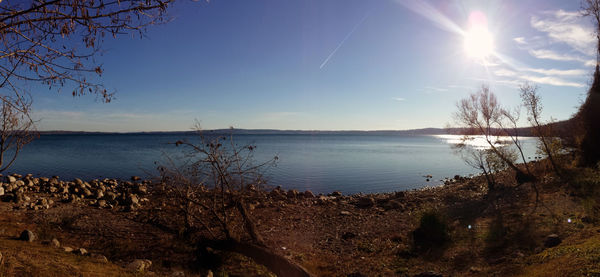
[{"x1": 464, "y1": 11, "x2": 494, "y2": 61}]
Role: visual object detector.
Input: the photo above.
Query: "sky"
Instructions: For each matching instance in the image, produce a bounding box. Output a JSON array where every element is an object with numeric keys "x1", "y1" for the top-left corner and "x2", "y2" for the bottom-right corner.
[{"x1": 31, "y1": 0, "x2": 597, "y2": 132}]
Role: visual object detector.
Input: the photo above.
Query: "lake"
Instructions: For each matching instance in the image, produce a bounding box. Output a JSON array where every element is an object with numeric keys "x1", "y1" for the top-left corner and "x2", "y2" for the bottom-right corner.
[{"x1": 7, "y1": 133, "x2": 538, "y2": 194}]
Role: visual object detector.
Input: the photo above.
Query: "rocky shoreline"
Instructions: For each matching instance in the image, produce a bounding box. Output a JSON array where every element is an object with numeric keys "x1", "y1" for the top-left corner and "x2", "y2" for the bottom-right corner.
[{"x1": 0, "y1": 173, "x2": 150, "y2": 212}]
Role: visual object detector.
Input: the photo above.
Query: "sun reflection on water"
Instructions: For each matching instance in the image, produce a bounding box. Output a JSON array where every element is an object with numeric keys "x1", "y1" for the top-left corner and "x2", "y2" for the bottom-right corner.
[{"x1": 434, "y1": 134, "x2": 535, "y2": 150}]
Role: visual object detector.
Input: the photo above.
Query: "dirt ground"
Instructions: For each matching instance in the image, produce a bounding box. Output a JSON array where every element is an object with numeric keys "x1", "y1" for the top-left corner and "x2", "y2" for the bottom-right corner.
[{"x1": 1, "y1": 161, "x2": 599, "y2": 276}]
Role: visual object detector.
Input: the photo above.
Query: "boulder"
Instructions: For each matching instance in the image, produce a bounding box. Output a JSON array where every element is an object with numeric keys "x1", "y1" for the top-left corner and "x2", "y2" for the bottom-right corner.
[
  {"x1": 330, "y1": 191, "x2": 342, "y2": 197},
  {"x1": 104, "y1": 191, "x2": 117, "y2": 201},
  {"x1": 131, "y1": 176, "x2": 141, "y2": 181},
  {"x1": 0, "y1": 187, "x2": 4, "y2": 197},
  {"x1": 7, "y1": 176, "x2": 16, "y2": 183},
  {"x1": 97, "y1": 200, "x2": 107, "y2": 208},
  {"x1": 83, "y1": 188, "x2": 93, "y2": 198},
  {"x1": 136, "y1": 184, "x2": 148, "y2": 195},
  {"x1": 63, "y1": 247, "x2": 74, "y2": 252},
  {"x1": 15, "y1": 180, "x2": 24, "y2": 187},
  {"x1": 356, "y1": 197, "x2": 375, "y2": 208},
  {"x1": 286, "y1": 189, "x2": 298, "y2": 198},
  {"x1": 303, "y1": 190, "x2": 315, "y2": 198},
  {"x1": 19, "y1": 230, "x2": 35, "y2": 242},
  {"x1": 127, "y1": 259, "x2": 152, "y2": 273},
  {"x1": 544, "y1": 234, "x2": 562, "y2": 248},
  {"x1": 127, "y1": 194, "x2": 139, "y2": 205}
]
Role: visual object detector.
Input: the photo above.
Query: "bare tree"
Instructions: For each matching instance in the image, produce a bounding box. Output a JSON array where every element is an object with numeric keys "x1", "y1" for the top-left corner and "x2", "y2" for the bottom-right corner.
[
  {"x1": 0, "y1": 97, "x2": 35, "y2": 172},
  {"x1": 520, "y1": 83, "x2": 562, "y2": 176},
  {"x1": 0, "y1": 0, "x2": 174, "y2": 104},
  {"x1": 0, "y1": 0, "x2": 177, "y2": 171},
  {"x1": 454, "y1": 85, "x2": 532, "y2": 187},
  {"x1": 498, "y1": 107, "x2": 533, "y2": 175},
  {"x1": 582, "y1": 0, "x2": 600, "y2": 65}
]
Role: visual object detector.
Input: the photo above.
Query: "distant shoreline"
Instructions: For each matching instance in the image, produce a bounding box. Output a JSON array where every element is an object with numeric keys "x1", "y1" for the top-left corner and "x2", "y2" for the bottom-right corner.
[{"x1": 37, "y1": 127, "x2": 538, "y2": 136}]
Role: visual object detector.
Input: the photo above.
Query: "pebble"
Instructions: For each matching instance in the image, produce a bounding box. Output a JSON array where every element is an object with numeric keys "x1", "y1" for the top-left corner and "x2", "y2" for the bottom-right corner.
[{"x1": 127, "y1": 259, "x2": 152, "y2": 272}]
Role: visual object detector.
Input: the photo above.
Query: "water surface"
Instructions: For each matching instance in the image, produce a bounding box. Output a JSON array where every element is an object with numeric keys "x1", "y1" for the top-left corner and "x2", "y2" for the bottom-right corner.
[{"x1": 8, "y1": 133, "x2": 538, "y2": 194}]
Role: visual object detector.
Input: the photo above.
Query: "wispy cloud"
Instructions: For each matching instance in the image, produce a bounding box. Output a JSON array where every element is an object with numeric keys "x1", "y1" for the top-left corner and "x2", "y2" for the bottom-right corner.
[
  {"x1": 393, "y1": 97, "x2": 406, "y2": 101},
  {"x1": 492, "y1": 66, "x2": 586, "y2": 88},
  {"x1": 424, "y1": 86, "x2": 449, "y2": 92},
  {"x1": 522, "y1": 67, "x2": 586, "y2": 76},
  {"x1": 35, "y1": 110, "x2": 85, "y2": 118},
  {"x1": 531, "y1": 9, "x2": 595, "y2": 56},
  {"x1": 520, "y1": 75, "x2": 584, "y2": 88},
  {"x1": 494, "y1": 69, "x2": 517, "y2": 77},
  {"x1": 528, "y1": 49, "x2": 595, "y2": 66},
  {"x1": 513, "y1": 37, "x2": 526, "y2": 45}
]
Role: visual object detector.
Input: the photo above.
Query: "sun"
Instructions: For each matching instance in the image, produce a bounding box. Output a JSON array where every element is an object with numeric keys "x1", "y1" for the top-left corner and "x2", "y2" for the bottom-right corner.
[{"x1": 464, "y1": 11, "x2": 494, "y2": 60}]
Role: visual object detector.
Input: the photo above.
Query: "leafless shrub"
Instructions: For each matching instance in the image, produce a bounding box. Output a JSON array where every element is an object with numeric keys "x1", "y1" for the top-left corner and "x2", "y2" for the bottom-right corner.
[{"x1": 155, "y1": 128, "x2": 277, "y2": 245}]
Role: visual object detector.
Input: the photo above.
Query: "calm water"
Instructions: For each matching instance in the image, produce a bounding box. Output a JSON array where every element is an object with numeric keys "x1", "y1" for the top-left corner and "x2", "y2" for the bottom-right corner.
[{"x1": 7, "y1": 133, "x2": 538, "y2": 194}]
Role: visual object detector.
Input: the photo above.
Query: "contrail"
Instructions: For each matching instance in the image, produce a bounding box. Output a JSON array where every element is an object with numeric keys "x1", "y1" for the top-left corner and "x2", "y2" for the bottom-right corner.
[{"x1": 319, "y1": 11, "x2": 371, "y2": 69}]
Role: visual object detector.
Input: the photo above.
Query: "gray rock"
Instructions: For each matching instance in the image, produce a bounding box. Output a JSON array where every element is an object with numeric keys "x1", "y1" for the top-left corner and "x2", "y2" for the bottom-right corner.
[
  {"x1": 127, "y1": 259, "x2": 152, "y2": 272},
  {"x1": 19, "y1": 230, "x2": 35, "y2": 242},
  {"x1": 544, "y1": 234, "x2": 561, "y2": 248}
]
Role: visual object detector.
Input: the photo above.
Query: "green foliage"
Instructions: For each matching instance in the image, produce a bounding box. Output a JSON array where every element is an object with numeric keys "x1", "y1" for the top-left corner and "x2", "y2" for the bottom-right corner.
[{"x1": 412, "y1": 210, "x2": 450, "y2": 253}]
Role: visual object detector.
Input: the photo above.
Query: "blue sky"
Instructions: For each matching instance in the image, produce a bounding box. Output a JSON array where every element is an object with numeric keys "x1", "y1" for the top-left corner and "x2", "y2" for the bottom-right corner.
[{"x1": 32, "y1": 0, "x2": 596, "y2": 131}]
